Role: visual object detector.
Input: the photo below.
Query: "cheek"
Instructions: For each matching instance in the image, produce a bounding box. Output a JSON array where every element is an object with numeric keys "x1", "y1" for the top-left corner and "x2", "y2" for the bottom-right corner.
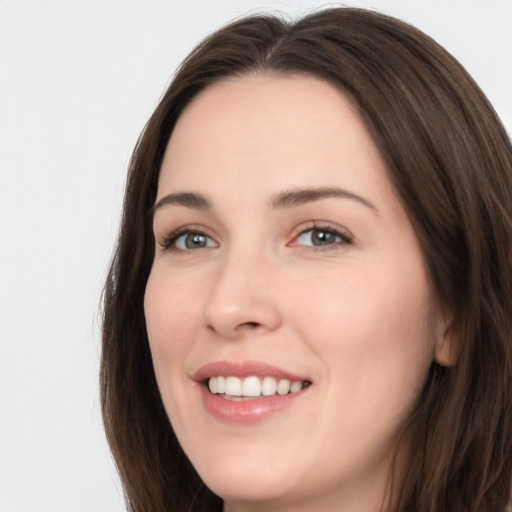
[
  {"x1": 145, "y1": 265, "x2": 201, "y2": 343},
  {"x1": 295, "y1": 263, "x2": 432, "y2": 347},
  {"x1": 290, "y1": 259, "x2": 435, "y2": 413},
  {"x1": 143, "y1": 268, "x2": 202, "y2": 397}
]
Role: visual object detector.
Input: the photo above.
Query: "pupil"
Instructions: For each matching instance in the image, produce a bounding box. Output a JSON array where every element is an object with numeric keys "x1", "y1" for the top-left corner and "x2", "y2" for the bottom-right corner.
[
  {"x1": 312, "y1": 230, "x2": 335, "y2": 245},
  {"x1": 186, "y1": 233, "x2": 206, "y2": 249}
]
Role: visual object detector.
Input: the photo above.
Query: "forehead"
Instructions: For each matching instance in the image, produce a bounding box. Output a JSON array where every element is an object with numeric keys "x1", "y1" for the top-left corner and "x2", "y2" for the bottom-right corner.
[{"x1": 158, "y1": 73, "x2": 392, "y2": 205}]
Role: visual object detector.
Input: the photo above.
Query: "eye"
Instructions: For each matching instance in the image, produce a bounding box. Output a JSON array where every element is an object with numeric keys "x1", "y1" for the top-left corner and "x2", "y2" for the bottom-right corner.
[
  {"x1": 161, "y1": 229, "x2": 217, "y2": 251},
  {"x1": 293, "y1": 226, "x2": 353, "y2": 249}
]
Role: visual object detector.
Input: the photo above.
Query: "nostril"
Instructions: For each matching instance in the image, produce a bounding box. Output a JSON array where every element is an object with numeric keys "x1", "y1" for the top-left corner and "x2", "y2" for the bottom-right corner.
[
  {"x1": 242, "y1": 322, "x2": 260, "y2": 329},
  {"x1": 206, "y1": 320, "x2": 261, "y2": 336}
]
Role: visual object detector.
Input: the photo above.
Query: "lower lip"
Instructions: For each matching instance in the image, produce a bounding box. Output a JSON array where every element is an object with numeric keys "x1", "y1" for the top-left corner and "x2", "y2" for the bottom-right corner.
[{"x1": 199, "y1": 385, "x2": 306, "y2": 425}]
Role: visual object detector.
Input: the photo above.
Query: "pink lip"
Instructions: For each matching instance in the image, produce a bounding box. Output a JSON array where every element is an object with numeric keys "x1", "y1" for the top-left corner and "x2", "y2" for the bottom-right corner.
[
  {"x1": 193, "y1": 360, "x2": 311, "y2": 425},
  {"x1": 193, "y1": 360, "x2": 308, "y2": 382}
]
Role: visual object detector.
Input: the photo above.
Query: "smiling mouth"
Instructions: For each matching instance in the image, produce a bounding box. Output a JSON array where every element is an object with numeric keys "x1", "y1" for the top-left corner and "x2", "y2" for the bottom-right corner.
[{"x1": 207, "y1": 375, "x2": 312, "y2": 400}]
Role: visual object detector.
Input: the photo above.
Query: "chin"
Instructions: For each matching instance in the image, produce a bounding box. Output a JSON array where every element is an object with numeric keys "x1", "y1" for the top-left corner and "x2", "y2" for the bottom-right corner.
[{"x1": 193, "y1": 452, "x2": 303, "y2": 506}]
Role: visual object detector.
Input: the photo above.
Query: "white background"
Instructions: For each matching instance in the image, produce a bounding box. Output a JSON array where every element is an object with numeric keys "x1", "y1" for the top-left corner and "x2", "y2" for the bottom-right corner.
[{"x1": 1, "y1": 1, "x2": 511, "y2": 510}]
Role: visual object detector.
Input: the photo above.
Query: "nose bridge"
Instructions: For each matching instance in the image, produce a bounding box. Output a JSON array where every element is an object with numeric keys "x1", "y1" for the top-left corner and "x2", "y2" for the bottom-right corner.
[{"x1": 202, "y1": 241, "x2": 281, "y2": 338}]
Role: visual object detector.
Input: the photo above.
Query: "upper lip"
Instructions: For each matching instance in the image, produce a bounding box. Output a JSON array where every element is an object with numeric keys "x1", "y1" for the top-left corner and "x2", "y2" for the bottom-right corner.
[{"x1": 192, "y1": 360, "x2": 311, "y2": 383}]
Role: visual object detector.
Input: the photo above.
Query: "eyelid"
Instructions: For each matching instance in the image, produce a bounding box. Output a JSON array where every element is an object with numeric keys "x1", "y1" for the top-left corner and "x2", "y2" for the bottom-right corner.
[
  {"x1": 158, "y1": 225, "x2": 218, "y2": 252},
  {"x1": 288, "y1": 221, "x2": 354, "y2": 249},
  {"x1": 156, "y1": 220, "x2": 353, "y2": 253}
]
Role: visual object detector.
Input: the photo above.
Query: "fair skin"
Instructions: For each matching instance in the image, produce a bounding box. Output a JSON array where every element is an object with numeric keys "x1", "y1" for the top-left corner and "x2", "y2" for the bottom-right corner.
[{"x1": 144, "y1": 74, "x2": 452, "y2": 512}]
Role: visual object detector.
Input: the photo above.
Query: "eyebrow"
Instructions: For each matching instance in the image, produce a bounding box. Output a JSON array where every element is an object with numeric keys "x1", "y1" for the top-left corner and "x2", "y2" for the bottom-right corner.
[
  {"x1": 152, "y1": 186, "x2": 378, "y2": 215},
  {"x1": 270, "y1": 187, "x2": 378, "y2": 213},
  {"x1": 153, "y1": 192, "x2": 211, "y2": 213}
]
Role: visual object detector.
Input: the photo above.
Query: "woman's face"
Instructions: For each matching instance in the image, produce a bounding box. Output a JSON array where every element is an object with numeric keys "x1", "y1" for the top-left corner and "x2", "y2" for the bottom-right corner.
[{"x1": 144, "y1": 75, "x2": 451, "y2": 511}]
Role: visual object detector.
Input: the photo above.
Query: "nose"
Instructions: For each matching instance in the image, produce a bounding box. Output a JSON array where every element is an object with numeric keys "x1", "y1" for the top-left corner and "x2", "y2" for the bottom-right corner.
[{"x1": 202, "y1": 250, "x2": 281, "y2": 340}]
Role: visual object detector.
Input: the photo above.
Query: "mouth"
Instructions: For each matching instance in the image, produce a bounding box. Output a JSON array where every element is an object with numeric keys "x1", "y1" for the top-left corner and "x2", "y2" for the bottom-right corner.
[
  {"x1": 194, "y1": 361, "x2": 312, "y2": 424},
  {"x1": 207, "y1": 375, "x2": 311, "y2": 400}
]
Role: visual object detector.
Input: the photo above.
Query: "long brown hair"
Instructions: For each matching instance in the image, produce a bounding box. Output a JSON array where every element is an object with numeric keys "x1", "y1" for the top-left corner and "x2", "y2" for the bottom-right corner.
[{"x1": 101, "y1": 8, "x2": 512, "y2": 511}]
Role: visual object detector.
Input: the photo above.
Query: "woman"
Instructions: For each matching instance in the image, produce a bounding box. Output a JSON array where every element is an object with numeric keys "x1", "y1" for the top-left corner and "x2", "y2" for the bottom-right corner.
[{"x1": 101, "y1": 7, "x2": 512, "y2": 512}]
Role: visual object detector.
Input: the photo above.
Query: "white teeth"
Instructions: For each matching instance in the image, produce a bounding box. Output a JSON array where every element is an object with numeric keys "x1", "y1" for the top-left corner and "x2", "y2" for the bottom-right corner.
[
  {"x1": 242, "y1": 376, "x2": 261, "y2": 397},
  {"x1": 216, "y1": 375, "x2": 226, "y2": 394},
  {"x1": 208, "y1": 375, "x2": 307, "y2": 398},
  {"x1": 208, "y1": 377, "x2": 217, "y2": 394},
  {"x1": 277, "y1": 379, "x2": 290, "y2": 395},
  {"x1": 290, "y1": 380, "x2": 302, "y2": 393},
  {"x1": 225, "y1": 376, "x2": 242, "y2": 396},
  {"x1": 262, "y1": 376, "x2": 277, "y2": 396}
]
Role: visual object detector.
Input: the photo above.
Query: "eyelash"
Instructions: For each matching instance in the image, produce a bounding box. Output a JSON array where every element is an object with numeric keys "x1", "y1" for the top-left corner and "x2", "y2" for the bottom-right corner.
[
  {"x1": 291, "y1": 222, "x2": 353, "y2": 251},
  {"x1": 160, "y1": 227, "x2": 216, "y2": 252},
  {"x1": 159, "y1": 222, "x2": 353, "y2": 253}
]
